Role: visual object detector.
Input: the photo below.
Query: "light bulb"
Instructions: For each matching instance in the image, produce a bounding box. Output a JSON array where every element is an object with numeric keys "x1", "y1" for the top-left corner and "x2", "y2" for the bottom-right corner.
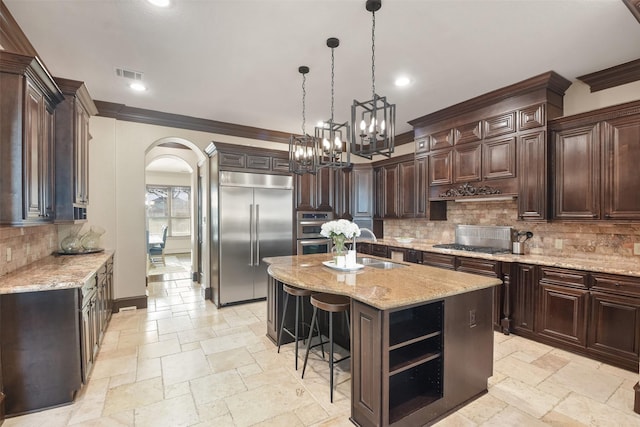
[
  {"x1": 360, "y1": 120, "x2": 366, "y2": 131},
  {"x1": 334, "y1": 136, "x2": 341, "y2": 151},
  {"x1": 380, "y1": 120, "x2": 386, "y2": 132},
  {"x1": 369, "y1": 118, "x2": 375, "y2": 133},
  {"x1": 323, "y1": 138, "x2": 330, "y2": 150}
]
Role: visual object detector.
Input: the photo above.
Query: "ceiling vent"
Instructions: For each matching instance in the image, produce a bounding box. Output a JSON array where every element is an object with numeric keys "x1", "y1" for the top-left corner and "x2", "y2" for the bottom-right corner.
[{"x1": 115, "y1": 68, "x2": 143, "y2": 81}]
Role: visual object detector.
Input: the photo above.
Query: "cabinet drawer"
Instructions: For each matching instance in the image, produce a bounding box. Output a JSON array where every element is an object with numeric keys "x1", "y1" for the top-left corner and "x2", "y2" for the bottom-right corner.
[
  {"x1": 457, "y1": 257, "x2": 501, "y2": 277},
  {"x1": 591, "y1": 274, "x2": 640, "y2": 297},
  {"x1": 219, "y1": 152, "x2": 246, "y2": 168},
  {"x1": 246, "y1": 155, "x2": 270, "y2": 170},
  {"x1": 370, "y1": 244, "x2": 389, "y2": 258},
  {"x1": 272, "y1": 157, "x2": 290, "y2": 172},
  {"x1": 539, "y1": 267, "x2": 588, "y2": 289},
  {"x1": 422, "y1": 252, "x2": 456, "y2": 270}
]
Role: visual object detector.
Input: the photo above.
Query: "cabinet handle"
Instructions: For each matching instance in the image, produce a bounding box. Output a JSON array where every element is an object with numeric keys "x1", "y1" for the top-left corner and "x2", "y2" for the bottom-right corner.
[{"x1": 614, "y1": 282, "x2": 620, "y2": 287}]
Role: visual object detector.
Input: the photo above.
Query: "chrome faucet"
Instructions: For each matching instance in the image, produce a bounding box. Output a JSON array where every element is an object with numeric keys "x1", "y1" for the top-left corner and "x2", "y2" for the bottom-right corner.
[{"x1": 358, "y1": 227, "x2": 377, "y2": 243}]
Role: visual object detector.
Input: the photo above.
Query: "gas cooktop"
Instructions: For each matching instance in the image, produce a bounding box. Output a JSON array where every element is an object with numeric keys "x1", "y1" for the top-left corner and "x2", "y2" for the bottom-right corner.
[{"x1": 432, "y1": 243, "x2": 512, "y2": 255}]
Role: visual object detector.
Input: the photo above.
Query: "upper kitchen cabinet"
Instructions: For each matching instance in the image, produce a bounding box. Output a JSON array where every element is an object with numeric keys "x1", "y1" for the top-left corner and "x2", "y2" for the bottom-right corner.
[
  {"x1": 372, "y1": 153, "x2": 445, "y2": 220},
  {"x1": 351, "y1": 164, "x2": 373, "y2": 219},
  {"x1": 333, "y1": 166, "x2": 352, "y2": 219},
  {"x1": 0, "y1": 52, "x2": 63, "y2": 226},
  {"x1": 409, "y1": 71, "x2": 571, "y2": 220},
  {"x1": 549, "y1": 100, "x2": 640, "y2": 221},
  {"x1": 54, "y1": 77, "x2": 98, "y2": 223},
  {"x1": 294, "y1": 167, "x2": 333, "y2": 212}
]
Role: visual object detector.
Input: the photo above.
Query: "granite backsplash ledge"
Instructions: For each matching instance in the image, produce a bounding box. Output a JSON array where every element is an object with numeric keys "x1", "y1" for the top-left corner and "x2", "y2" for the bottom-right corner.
[
  {"x1": 0, "y1": 225, "x2": 58, "y2": 277},
  {"x1": 383, "y1": 200, "x2": 640, "y2": 262}
]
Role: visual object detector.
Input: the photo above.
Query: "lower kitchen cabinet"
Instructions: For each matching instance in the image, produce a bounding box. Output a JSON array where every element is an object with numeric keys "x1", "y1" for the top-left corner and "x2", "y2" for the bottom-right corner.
[
  {"x1": 421, "y1": 252, "x2": 456, "y2": 270},
  {"x1": 456, "y1": 256, "x2": 503, "y2": 331},
  {"x1": 509, "y1": 263, "x2": 537, "y2": 337},
  {"x1": 0, "y1": 254, "x2": 114, "y2": 416},
  {"x1": 588, "y1": 273, "x2": 640, "y2": 371},
  {"x1": 536, "y1": 267, "x2": 589, "y2": 349}
]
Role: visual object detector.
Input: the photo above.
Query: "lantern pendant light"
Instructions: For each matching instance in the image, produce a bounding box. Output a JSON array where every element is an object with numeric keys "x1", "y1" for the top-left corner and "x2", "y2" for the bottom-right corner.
[
  {"x1": 315, "y1": 37, "x2": 350, "y2": 169},
  {"x1": 289, "y1": 66, "x2": 318, "y2": 175},
  {"x1": 351, "y1": 0, "x2": 396, "y2": 159}
]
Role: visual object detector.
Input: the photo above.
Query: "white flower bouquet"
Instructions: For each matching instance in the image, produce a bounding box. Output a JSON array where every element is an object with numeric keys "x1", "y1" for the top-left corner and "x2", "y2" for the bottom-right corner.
[{"x1": 320, "y1": 219, "x2": 361, "y2": 257}]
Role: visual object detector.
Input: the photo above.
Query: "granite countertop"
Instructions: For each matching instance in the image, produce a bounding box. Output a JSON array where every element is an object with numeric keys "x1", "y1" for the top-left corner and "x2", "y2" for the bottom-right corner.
[
  {"x1": 0, "y1": 250, "x2": 114, "y2": 295},
  {"x1": 373, "y1": 239, "x2": 640, "y2": 278},
  {"x1": 265, "y1": 253, "x2": 501, "y2": 311}
]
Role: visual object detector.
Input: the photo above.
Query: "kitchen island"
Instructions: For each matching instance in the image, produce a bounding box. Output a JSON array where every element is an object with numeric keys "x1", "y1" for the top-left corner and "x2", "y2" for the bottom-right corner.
[{"x1": 265, "y1": 253, "x2": 502, "y2": 427}]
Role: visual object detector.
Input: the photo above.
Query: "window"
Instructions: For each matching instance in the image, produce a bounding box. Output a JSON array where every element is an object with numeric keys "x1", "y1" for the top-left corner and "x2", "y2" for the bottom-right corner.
[{"x1": 146, "y1": 185, "x2": 191, "y2": 237}]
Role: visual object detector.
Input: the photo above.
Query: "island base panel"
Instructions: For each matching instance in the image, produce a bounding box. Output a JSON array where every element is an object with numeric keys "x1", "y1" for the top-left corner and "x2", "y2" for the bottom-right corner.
[{"x1": 352, "y1": 287, "x2": 495, "y2": 426}]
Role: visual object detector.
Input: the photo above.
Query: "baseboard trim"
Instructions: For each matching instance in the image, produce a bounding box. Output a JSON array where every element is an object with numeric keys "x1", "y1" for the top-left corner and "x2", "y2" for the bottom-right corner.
[
  {"x1": 112, "y1": 295, "x2": 148, "y2": 312},
  {"x1": 634, "y1": 381, "x2": 639, "y2": 414}
]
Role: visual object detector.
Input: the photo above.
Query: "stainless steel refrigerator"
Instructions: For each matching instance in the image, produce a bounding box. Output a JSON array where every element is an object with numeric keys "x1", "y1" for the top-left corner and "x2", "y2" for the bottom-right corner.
[{"x1": 216, "y1": 171, "x2": 293, "y2": 305}]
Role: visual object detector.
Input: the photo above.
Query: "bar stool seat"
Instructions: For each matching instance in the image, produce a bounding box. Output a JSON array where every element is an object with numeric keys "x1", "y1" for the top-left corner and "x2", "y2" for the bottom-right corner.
[
  {"x1": 302, "y1": 292, "x2": 351, "y2": 403},
  {"x1": 277, "y1": 284, "x2": 321, "y2": 370}
]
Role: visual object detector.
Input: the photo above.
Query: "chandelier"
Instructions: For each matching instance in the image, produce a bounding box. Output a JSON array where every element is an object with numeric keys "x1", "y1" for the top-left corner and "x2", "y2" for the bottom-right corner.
[
  {"x1": 315, "y1": 37, "x2": 350, "y2": 169},
  {"x1": 351, "y1": 0, "x2": 396, "y2": 159},
  {"x1": 289, "y1": 66, "x2": 318, "y2": 175}
]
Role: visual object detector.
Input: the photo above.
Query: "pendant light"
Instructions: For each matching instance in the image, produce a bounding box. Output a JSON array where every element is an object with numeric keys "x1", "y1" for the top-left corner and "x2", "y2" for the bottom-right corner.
[
  {"x1": 351, "y1": 0, "x2": 396, "y2": 159},
  {"x1": 289, "y1": 66, "x2": 318, "y2": 175},
  {"x1": 315, "y1": 37, "x2": 350, "y2": 169}
]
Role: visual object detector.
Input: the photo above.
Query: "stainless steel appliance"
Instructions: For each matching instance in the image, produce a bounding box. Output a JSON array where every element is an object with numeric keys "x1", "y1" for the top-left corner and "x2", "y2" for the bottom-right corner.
[
  {"x1": 433, "y1": 225, "x2": 513, "y2": 254},
  {"x1": 216, "y1": 171, "x2": 293, "y2": 305},
  {"x1": 296, "y1": 211, "x2": 333, "y2": 255}
]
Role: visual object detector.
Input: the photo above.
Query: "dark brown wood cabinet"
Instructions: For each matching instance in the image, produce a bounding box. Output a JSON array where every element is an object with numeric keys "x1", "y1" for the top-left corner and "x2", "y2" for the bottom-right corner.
[
  {"x1": 333, "y1": 166, "x2": 352, "y2": 219},
  {"x1": 602, "y1": 113, "x2": 640, "y2": 220},
  {"x1": 588, "y1": 273, "x2": 640, "y2": 371},
  {"x1": 399, "y1": 160, "x2": 416, "y2": 217},
  {"x1": 454, "y1": 143, "x2": 482, "y2": 183},
  {"x1": 54, "y1": 77, "x2": 98, "y2": 223},
  {"x1": 517, "y1": 130, "x2": 548, "y2": 221},
  {"x1": 381, "y1": 163, "x2": 399, "y2": 218},
  {"x1": 421, "y1": 252, "x2": 456, "y2": 270},
  {"x1": 456, "y1": 257, "x2": 503, "y2": 331},
  {"x1": 536, "y1": 267, "x2": 589, "y2": 349},
  {"x1": 483, "y1": 137, "x2": 516, "y2": 180},
  {"x1": 550, "y1": 100, "x2": 640, "y2": 221},
  {"x1": 352, "y1": 164, "x2": 373, "y2": 218},
  {"x1": 552, "y1": 124, "x2": 600, "y2": 220},
  {"x1": 509, "y1": 263, "x2": 537, "y2": 336},
  {"x1": 0, "y1": 52, "x2": 63, "y2": 225},
  {"x1": 429, "y1": 150, "x2": 453, "y2": 186}
]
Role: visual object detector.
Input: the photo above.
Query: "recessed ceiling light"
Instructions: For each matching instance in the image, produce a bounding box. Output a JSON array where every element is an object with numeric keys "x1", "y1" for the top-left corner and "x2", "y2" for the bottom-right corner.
[
  {"x1": 147, "y1": 0, "x2": 170, "y2": 7},
  {"x1": 129, "y1": 82, "x2": 147, "y2": 92},
  {"x1": 395, "y1": 76, "x2": 411, "y2": 87}
]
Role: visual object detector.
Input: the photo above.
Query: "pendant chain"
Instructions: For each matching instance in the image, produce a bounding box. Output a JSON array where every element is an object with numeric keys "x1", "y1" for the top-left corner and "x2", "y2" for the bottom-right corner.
[
  {"x1": 301, "y1": 73, "x2": 307, "y2": 135},
  {"x1": 371, "y1": 10, "x2": 376, "y2": 98}
]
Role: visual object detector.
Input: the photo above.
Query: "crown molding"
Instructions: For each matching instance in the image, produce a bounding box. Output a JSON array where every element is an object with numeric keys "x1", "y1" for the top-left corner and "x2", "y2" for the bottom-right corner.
[
  {"x1": 0, "y1": 1, "x2": 37, "y2": 56},
  {"x1": 577, "y1": 58, "x2": 640, "y2": 92},
  {"x1": 622, "y1": 0, "x2": 640, "y2": 24}
]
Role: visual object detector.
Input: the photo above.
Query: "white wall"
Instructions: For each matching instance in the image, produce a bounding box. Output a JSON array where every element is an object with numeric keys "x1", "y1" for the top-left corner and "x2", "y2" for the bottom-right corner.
[
  {"x1": 563, "y1": 80, "x2": 640, "y2": 116},
  {"x1": 88, "y1": 117, "x2": 286, "y2": 301}
]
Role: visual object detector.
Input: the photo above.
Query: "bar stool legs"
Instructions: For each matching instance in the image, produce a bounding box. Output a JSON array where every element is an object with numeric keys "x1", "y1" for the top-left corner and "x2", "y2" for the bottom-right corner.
[
  {"x1": 277, "y1": 285, "x2": 321, "y2": 370},
  {"x1": 301, "y1": 293, "x2": 351, "y2": 403}
]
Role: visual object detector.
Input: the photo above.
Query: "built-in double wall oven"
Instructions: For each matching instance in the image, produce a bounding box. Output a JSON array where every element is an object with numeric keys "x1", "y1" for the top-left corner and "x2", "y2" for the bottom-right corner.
[{"x1": 296, "y1": 211, "x2": 333, "y2": 255}]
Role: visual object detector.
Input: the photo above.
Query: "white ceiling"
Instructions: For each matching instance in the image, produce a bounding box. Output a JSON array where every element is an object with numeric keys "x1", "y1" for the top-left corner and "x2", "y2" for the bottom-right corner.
[{"x1": 5, "y1": 0, "x2": 640, "y2": 138}]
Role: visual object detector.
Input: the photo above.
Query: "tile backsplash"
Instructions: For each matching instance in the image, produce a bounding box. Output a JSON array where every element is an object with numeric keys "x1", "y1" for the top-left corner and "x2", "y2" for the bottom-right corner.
[
  {"x1": 0, "y1": 225, "x2": 58, "y2": 277},
  {"x1": 384, "y1": 200, "x2": 640, "y2": 262}
]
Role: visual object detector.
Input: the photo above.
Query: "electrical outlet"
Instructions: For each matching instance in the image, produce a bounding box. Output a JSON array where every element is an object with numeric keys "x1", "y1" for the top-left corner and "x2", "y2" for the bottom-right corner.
[
  {"x1": 6, "y1": 247, "x2": 11, "y2": 262},
  {"x1": 555, "y1": 239, "x2": 563, "y2": 250},
  {"x1": 469, "y1": 309, "x2": 476, "y2": 327},
  {"x1": 634, "y1": 243, "x2": 640, "y2": 256}
]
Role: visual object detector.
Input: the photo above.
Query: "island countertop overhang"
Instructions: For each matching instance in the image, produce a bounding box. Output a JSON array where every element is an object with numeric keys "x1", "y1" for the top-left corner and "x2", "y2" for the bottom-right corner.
[{"x1": 265, "y1": 253, "x2": 502, "y2": 311}]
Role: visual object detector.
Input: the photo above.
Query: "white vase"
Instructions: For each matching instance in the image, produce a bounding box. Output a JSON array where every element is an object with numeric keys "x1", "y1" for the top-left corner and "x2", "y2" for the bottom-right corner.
[{"x1": 335, "y1": 255, "x2": 346, "y2": 268}]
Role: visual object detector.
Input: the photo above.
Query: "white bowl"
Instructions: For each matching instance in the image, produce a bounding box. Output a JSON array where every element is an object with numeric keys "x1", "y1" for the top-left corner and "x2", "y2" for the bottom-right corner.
[{"x1": 395, "y1": 237, "x2": 414, "y2": 244}]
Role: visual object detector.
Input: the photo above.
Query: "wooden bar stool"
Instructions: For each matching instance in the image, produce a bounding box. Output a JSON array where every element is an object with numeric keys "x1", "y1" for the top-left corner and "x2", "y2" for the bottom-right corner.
[
  {"x1": 302, "y1": 292, "x2": 351, "y2": 403},
  {"x1": 277, "y1": 284, "x2": 322, "y2": 370}
]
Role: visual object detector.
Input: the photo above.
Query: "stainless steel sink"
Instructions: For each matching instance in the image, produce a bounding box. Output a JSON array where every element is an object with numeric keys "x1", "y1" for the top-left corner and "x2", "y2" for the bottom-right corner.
[{"x1": 357, "y1": 257, "x2": 406, "y2": 269}]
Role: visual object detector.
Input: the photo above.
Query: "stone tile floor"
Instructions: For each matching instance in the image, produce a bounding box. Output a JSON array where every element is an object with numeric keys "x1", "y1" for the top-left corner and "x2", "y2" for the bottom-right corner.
[{"x1": 4, "y1": 272, "x2": 639, "y2": 426}]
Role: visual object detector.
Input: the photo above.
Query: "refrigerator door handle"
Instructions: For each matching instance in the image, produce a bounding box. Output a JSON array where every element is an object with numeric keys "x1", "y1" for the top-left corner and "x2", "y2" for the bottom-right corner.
[
  {"x1": 249, "y1": 204, "x2": 254, "y2": 265},
  {"x1": 255, "y1": 204, "x2": 260, "y2": 266}
]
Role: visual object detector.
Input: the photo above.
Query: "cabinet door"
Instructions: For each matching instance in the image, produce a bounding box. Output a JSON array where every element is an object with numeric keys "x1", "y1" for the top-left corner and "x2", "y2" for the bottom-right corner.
[
  {"x1": 373, "y1": 167, "x2": 384, "y2": 219},
  {"x1": 454, "y1": 143, "x2": 481, "y2": 183},
  {"x1": 351, "y1": 300, "x2": 382, "y2": 427},
  {"x1": 422, "y1": 252, "x2": 456, "y2": 270},
  {"x1": 588, "y1": 291, "x2": 640, "y2": 365},
  {"x1": 602, "y1": 115, "x2": 640, "y2": 220},
  {"x1": 511, "y1": 264, "x2": 537, "y2": 334},
  {"x1": 80, "y1": 300, "x2": 93, "y2": 383},
  {"x1": 333, "y1": 167, "x2": 352, "y2": 219},
  {"x1": 353, "y1": 165, "x2": 373, "y2": 218},
  {"x1": 429, "y1": 150, "x2": 453, "y2": 186},
  {"x1": 399, "y1": 160, "x2": 416, "y2": 218},
  {"x1": 295, "y1": 173, "x2": 315, "y2": 211},
  {"x1": 483, "y1": 137, "x2": 516, "y2": 180},
  {"x1": 315, "y1": 167, "x2": 334, "y2": 212},
  {"x1": 415, "y1": 156, "x2": 428, "y2": 218},
  {"x1": 537, "y1": 283, "x2": 588, "y2": 348},
  {"x1": 43, "y1": 110, "x2": 55, "y2": 219},
  {"x1": 553, "y1": 124, "x2": 600, "y2": 220},
  {"x1": 383, "y1": 163, "x2": 399, "y2": 218},
  {"x1": 75, "y1": 103, "x2": 90, "y2": 205},
  {"x1": 517, "y1": 130, "x2": 547, "y2": 221},
  {"x1": 24, "y1": 80, "x2": 45, "y2": 220}
]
